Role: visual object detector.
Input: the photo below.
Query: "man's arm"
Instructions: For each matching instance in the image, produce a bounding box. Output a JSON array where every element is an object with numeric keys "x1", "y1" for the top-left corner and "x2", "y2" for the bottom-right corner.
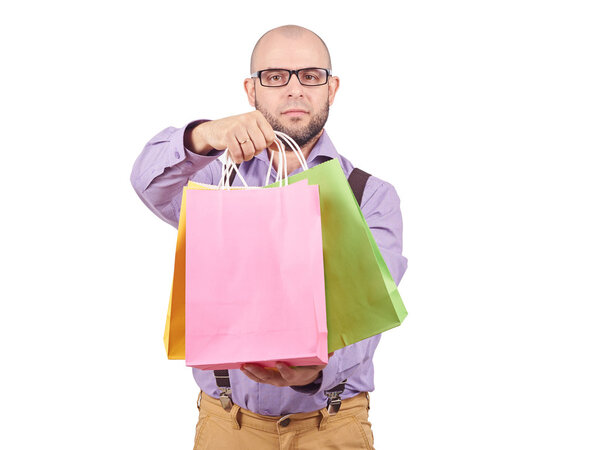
[
  {"x1": 130, "y1": 112, "x2": 276, "y2": 227},
  {"x1": 130, "y1": 120, "x2": 221, "y2": 228},
  {"x1": 360, "y1": 178, "x2": 408, "y2": 286}
]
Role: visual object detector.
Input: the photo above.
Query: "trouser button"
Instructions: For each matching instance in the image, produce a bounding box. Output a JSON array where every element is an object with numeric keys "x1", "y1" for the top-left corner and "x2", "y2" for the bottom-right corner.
[{"x1": 279, "y1": 417, "x2": 291, "y2": 427}]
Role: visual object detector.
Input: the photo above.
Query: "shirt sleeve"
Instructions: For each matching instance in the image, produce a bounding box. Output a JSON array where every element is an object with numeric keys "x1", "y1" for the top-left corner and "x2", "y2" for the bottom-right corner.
[
  {"x1": 359, "y1": 178, "x2": 408, "y2": 286},
  {"x1": 291, "y1": 177, "x2": 408, "y2": 395},
  {"x1": 130, "y1": 120, "x2": 224, "y2": 228}
]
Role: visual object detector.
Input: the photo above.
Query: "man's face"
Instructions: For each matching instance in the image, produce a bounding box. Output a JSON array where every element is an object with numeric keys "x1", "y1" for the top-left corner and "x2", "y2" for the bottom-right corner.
[{"x1": 244, "y1": 33, "x2": 340, "y2": 147}]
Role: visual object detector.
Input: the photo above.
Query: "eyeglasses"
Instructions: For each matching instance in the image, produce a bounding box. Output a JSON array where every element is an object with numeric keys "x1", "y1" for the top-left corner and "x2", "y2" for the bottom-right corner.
[{"x1": 251, "y1": 68, "x2": 331, "y2": 87}]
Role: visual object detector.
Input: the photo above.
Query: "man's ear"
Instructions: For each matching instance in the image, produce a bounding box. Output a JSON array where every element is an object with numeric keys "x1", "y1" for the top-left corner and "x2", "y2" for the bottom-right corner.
[
  {"x1": 244, "y1": 78, "x2": 256, "y2": 107},
  {"x1": 328, "y1": 76, "x2": 340, "y2": 106}
]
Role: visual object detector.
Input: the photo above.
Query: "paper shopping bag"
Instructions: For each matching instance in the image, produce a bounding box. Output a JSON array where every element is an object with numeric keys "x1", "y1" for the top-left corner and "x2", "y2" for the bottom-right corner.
[
  {"x1": 164, "y1": 181, "x2": 250, "y2": 360},
  {"x1": 184, "y1": 181, "x2": 328, "y2": 370},
  {"x1": 163, "y1": 185, "x2": 186, "y2": 359},
  {"x1": 267, "y1": 159, "x2": 407, "y2": 352}
]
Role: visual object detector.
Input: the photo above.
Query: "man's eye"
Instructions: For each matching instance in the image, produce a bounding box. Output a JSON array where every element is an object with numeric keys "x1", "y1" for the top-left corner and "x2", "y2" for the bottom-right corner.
[{"x1": 302, "y1": 71, "x2": 322, "y2": 82}]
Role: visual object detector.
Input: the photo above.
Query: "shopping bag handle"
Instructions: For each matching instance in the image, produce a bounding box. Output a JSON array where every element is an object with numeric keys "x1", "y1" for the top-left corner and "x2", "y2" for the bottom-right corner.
[
  {"x1": 218, "y1": 131, "x2": 308, "y2": 189},
  {"x1": 273, "y1": 131, "x2": 309, "y2": 170},
  {"x1": 266, "y1": 131, "x2": 309, "y2": 186},
  {"x1": 218, "y1": 154, "x2": 248, "y2": 189}
]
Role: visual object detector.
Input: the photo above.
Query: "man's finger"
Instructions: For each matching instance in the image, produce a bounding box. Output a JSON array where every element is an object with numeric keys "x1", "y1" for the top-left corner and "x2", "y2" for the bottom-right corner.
[
  {"x1": 243, "y1": 364, "x2": 276, "y2": 381},
  {"x1": 244, "y1": 365, "x2": 288, "y2": 386},
  {"x1": 240, "y1": 367, "x2": 263, "y2": 383},
  {"x1": 225, "y1": 137, "x2": 244, "y2": 164},
  {"x1": 246, "y1": 126, "x2": 267, "y2": 154},
  {"x1": 276, "y1": 363, "x2": 296, "y2": 382},
  {"x1": 239, "y1": 140, "x2": 255, "y2": 161},
  {"x1": 255, "y1": 114, "x2": 276, "y2": 147}
]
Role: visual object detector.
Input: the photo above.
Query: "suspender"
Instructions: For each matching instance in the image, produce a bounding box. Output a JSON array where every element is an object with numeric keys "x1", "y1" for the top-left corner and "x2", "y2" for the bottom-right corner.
[
  {"x1": 214, "y1": 369, "x2": 234, "y2": 411},
  {"x1": 347, "y1": 167, "x2": 370, "y2": 206},
  {"x1": 224, "y1": 163, "x2": 240, "y2": 187},
  {"x1": 213, "y1": 166, "x2": 371, "y2": 414}
]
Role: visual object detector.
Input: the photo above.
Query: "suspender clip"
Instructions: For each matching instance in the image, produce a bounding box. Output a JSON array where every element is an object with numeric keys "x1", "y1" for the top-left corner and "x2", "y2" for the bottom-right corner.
[
  {"x1": 218, "y1": 387, "x2": 233, "y2": 411},
  {"x1": 214, "y1": 370, "x2": 233, "y2": 412},
  {"x1": 326, "y1": 394, "x2": 342, "y2": 415},
  {"x1": 325, "y1": 379, "x2": 347, "y2": 415}
]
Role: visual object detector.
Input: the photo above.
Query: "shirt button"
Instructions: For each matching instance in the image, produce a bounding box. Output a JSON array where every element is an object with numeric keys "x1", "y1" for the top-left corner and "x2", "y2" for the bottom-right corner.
[
  {"x1": 175, "y1": 152, "x2": 181, "y2": 159},
  {"x1": 279, "y1": 418, "x2": 290, "y2": 427}
]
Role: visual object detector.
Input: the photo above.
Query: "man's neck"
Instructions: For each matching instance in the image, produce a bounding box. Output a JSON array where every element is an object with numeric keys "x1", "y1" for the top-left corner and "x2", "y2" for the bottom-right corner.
[{"x1": 270, "y1": 130, "x2": 324, "y2": 174}]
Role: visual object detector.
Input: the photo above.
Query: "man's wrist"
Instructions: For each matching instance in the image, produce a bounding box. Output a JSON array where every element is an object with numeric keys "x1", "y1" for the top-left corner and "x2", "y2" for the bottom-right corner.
[
  {"x1": 184, "y1": 120, "x2": 213, "y2": 155},
  {"x1": 290, "y1": 371, "x2": 323, "y2": 394}
]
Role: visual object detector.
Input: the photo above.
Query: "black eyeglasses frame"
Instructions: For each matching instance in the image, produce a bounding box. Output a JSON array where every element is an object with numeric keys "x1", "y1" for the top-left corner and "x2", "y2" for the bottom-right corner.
[{"x1": 250, "y1": 68, "x2": 332, "y2": 87}]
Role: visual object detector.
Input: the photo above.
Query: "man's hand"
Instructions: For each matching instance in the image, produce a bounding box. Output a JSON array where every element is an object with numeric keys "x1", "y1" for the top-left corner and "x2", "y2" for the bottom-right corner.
[
  {"x1": 185, "y1": 111, "x2": 276, "y2": 163},
  {"x1": 240, "y1": 352, "x2": 333, "y2": 388},
  {"x1": 241, "y1": 362, "x2": 325, "y2": 388}
]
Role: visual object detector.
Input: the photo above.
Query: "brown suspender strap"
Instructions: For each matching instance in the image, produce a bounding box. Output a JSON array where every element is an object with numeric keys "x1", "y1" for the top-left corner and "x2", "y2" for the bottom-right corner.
[
  {"x1": 212, "y1": 166, "x2": 371, "y2": 414},
  {"x1": 224, "y1": 163, "x2": 240, "y2": 186},
  {"x1": 213, "y1": 369, "x2": 233, "y2": 411},
  {"x1": 213, "y1": 368, "x2": 348, "y2": 415},
  {"x1": 347, "y1": 167, "x2": 371, "y2": 207}
]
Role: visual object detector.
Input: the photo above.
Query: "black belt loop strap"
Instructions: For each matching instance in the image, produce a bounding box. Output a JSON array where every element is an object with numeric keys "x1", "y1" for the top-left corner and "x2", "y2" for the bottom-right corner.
[
  {"x1": 213, "y1": 370, "x2": 233, "y2": 411},
  {"x1": 211, "y1": 167, "x2": 369, "y2": 413}
]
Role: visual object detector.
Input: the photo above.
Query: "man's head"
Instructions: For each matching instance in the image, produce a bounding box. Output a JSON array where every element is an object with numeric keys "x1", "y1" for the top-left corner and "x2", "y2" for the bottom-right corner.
[{"x1": 244, "y1": 25, "x2": 340, "y2": 147}]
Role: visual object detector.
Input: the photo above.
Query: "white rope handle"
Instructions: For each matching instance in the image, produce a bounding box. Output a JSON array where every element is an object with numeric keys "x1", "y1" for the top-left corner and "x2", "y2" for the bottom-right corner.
[
  {"x1": 265, "y1": 131, "x2": 309, "y2": 185},
  {"x1": 275, "y1": 131, "x2": 308, "y2": 170},
  {"x1": 271, "y1": 137, "x2": 289, "y2": 186},
  {"x1": 219, "y1": 130, "x2": 309, "y2": 189},
  {"x1": 218, "y1": 151, "x2": 248, "y2": 189}
]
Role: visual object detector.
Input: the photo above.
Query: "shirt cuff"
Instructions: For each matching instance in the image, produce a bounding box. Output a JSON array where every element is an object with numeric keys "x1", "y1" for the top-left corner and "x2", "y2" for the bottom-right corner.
[
  {"x1": 289, "y1": 371, "x2": 323, "y2": 394},
  {"x1": 172, "y1": 120, "x2": 224, "y2": 171}
]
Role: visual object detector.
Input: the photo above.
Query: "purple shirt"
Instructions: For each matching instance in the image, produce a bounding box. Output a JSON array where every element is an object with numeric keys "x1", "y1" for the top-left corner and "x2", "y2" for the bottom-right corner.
[{"x1": 130, "y1": 121, "x2": 407, "y2": 415}]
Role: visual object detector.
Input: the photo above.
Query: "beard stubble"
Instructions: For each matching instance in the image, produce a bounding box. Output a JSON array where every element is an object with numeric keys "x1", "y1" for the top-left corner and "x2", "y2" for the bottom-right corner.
[{"x1": 255, "y1": 98, "x2": 330, "y2": 148}]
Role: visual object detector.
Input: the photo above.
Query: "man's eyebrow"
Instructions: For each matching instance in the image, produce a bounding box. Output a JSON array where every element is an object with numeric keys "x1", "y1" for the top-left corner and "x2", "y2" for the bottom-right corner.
[
  {"x1": 253, "y1": 67, "x2": 289, "y2": 73},
  {"x1": 257, "y1": 67, "x2": 326, "y2": 71}
]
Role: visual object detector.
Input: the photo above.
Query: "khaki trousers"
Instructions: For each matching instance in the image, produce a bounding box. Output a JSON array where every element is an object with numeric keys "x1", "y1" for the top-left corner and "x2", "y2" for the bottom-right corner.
[{"x1": 193, "y1": 391, "x2": 375, "y2": 449}]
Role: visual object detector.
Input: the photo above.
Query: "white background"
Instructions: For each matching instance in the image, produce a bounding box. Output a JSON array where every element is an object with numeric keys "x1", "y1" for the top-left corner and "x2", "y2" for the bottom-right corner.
[{"x1": 1, "y1": 1, "x2": 599, "y2": 449}]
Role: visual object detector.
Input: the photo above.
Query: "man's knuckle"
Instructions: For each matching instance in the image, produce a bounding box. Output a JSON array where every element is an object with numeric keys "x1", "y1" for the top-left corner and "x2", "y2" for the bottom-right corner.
[{"x1": 226, "y1": 130, "x2": 237, "y2": 142}]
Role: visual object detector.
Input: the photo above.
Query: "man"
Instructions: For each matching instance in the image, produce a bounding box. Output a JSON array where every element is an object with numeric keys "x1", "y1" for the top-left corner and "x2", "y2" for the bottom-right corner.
[{"x1": 131, "y1": 25, "x2": 407, "y2": 449}]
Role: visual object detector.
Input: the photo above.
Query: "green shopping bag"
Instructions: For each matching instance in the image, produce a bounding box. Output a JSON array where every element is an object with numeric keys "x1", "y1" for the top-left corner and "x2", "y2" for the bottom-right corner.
[{"x1": 268, "y1": 158, "x2": 407, "y2": 352}]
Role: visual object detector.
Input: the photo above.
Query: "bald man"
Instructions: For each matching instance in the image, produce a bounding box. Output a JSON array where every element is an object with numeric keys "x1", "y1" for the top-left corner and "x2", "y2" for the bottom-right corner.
[{"x1": 131, "y1": 25, "x2": 407, "y2": 449}]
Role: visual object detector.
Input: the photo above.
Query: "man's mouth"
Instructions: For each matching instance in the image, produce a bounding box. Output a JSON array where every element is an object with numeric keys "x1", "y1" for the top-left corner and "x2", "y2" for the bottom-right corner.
[{"x1": 282, "y1": 109, "x2": 308, "y2": 117}]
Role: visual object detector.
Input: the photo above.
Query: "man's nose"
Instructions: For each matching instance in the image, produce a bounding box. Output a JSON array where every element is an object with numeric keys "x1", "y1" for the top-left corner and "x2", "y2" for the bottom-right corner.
[{"x1": 286, "y1": 73, "x2": 304, "y2": 96}]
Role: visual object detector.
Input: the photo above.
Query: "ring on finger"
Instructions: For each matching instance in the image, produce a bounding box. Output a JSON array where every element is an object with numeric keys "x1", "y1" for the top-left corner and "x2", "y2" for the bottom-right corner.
[{"x1": 237, "y1": 137, "x2": 250, "y2": 145}]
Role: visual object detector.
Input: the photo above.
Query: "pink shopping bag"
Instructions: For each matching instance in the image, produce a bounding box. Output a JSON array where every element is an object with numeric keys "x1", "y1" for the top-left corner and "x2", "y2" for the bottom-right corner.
[{"x1": 184, "y1": 180, "x2": 328, "y2": 370}]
